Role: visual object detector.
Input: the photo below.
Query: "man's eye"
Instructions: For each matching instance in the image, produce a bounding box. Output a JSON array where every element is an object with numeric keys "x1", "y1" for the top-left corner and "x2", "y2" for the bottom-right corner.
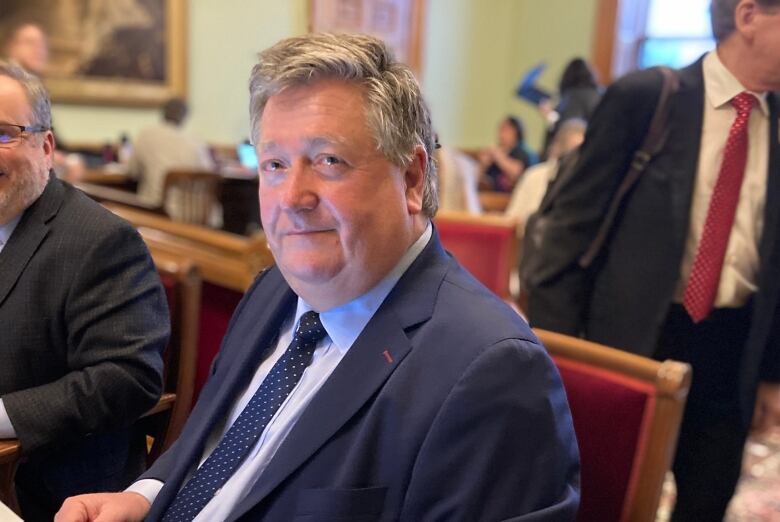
[
  {"x1": 322, "y1": 155, "x2": 341, "y2": 166},
  {"x1": 0, "y1": 134, "x2": 12, "y2": 144},
  {"x1": 260, "y1": 160, "x2": 285, "y2": 172}
]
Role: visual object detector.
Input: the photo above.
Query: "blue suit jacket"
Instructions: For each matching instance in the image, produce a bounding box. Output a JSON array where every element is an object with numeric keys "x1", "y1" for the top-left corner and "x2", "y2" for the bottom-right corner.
[{"x1": 143, "y1": 232, "x2": 580, "y2": 521}]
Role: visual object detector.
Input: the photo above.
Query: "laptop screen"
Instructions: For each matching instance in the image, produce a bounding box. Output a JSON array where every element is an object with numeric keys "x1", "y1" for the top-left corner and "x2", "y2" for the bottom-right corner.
[{"x1": 237, "y1": 143, "x2": 258, "y2": 169}]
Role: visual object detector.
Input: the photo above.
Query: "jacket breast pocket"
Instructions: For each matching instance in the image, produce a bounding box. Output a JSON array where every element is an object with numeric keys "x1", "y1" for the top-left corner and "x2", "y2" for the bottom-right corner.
[{"x1": 293, "y1": 486, "x2": 388, "y2": 522}]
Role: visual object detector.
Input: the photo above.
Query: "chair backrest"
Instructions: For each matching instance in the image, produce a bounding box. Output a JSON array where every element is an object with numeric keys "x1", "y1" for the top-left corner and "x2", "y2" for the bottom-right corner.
[
  {"x1": 163, "y1": 169, "x2": 222, "y2": 225},
  {"x1": 103, "y1": 203, "x2": 272, "y2": 401},
  {"x1": 534, "y1": 329, "x2": 691, "y2": 522},
  {"x1": 145, "y1": 252, "x2": 201, "y2": 463},
  {"x1": 434, "y1": 211, "x2": 520, "y2": 299}
]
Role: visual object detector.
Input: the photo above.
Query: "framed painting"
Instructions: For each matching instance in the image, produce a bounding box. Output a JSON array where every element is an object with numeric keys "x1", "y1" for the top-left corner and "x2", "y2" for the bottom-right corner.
[
  {"x1": 308, "y1": 0, "x2": 426, "y2": 76},
  {"x1": 1, "y1": 0, "x2": 187, "y2": 107}
]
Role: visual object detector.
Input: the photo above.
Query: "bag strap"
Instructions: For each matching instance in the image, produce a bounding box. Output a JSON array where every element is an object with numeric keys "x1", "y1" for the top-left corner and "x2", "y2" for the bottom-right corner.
[{"x1": 578, "y1": 66, "x2": 680, "y2": 268}]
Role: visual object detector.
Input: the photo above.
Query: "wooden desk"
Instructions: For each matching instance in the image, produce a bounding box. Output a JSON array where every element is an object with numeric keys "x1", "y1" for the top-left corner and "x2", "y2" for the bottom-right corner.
[
  {"x1": 0, "y1": 440, "x2": 21, "y2": 514},
  {"x1": 82, "y1": 169, "x2": 129, "y2": 185},
  {"x1": 75, "y1": 182, "x2": 162, "y2": 213},
  {"x1": 102, "y1": 203, "x2": 273, "y2": 292}
]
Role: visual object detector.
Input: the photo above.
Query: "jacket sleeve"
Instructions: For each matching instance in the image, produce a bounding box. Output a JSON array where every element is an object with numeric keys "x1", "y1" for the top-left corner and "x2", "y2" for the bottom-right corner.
[
  {"x1": 3, "y1": 223, "x2": 168, "y2": 454},
  {"x1": 400, "y1": 339, "x2": 580, "y2": 521},
  {"x1": 526, "y1": 70, "x2": 664, "y2": 335}
]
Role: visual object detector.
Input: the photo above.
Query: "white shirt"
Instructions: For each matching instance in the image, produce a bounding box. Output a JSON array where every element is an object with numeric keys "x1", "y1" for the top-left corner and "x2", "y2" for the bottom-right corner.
[
  {"x1": 0, "y1": 213, "x2": 21, "y2": 254},
  {"x1": 129, "y1": 223, "x2": 433, "y2": 518},
  {"x1": 505, "y1": 159, "x2": 559, "y2": 236},
  {"x1": 127, "y1": 122, "x2": 214, "y2": 209},
  {"x1": 674, "y1": 50, "x2": 770, "y2": 308},
  {"x1": 0, "y1": 213, "x2": 23, "y2": 438}
]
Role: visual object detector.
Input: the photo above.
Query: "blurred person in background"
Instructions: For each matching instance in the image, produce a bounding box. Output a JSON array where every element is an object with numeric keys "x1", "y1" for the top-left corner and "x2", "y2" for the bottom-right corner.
[
  {"x1": 2, "y1": 21, "x2": 49, "y2": 76},
  {"x1": 480, "y1": 115, "x2": 538, "y2": 192},
  {"x1": 539, "y1": 57, "x2": 601, "y2": 159},
  {"x1": 127, "y1": 98, "x2": 214, "y2": 215},
  {"x1": 506, "y1": 118, "x2": 586, "y2": 232}
]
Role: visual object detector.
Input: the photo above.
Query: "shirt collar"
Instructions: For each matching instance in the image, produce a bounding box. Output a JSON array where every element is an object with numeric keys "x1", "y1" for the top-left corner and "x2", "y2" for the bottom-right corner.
[
  {"x1": 704, "y1": 50, "x2": 769, "y2": 116},
  {"x1": 0, "y1": 213, "x2": 23, "y2": 251},
  {"x1": 295, "y1": 221, "x2": 433, "y2": 353}
]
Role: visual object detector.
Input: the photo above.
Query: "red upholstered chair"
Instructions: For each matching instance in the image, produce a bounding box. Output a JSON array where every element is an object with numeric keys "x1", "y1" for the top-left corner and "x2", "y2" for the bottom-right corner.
[
  {"x1": 195, "y1": 282, "x2": 245, "y2": 399},
  {"x1": 533, "y1": 329, "x2": 691, "y2": 522},
  {"x1": 434, "y1": 211, "x2": 520, "y2": 299},
  {"x1": 141, "y1": 253, "x2": 201, "y2": 464}
]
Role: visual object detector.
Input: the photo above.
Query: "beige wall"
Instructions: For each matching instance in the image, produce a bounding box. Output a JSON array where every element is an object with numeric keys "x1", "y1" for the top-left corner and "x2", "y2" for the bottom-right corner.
[{"x1": 51, "y1": 0, "x2": 597, "y2": 154}]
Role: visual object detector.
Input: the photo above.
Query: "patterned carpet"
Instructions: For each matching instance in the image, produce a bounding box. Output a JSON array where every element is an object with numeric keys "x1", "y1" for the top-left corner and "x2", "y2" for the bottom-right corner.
[{"x1": 657, "y1": 428, "x2": 780, "y2": 521}]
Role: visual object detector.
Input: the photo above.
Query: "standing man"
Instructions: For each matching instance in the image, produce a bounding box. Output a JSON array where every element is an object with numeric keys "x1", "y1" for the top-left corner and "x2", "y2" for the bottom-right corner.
[
  {"x1": 526, "y1": 0, "x2": 780, "y2": 519},
  {"x1": 57, "y1": 33, "x2": 579, "y2": 521},
  {"x1": 0, "y1": 61, "x2": 168, "y2": 521}
]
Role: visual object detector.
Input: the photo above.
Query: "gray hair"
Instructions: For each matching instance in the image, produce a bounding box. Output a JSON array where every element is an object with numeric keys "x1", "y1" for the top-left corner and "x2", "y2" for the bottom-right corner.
[
  {"x1": 0, "y1": 59, "x2": 51, "y2": 130},
  {"x1": 249, "y1": 33, "x2": 439, "y2": 217},
  {"x1": 711, "y1": 0, "x2": 780, "y2": 42}
]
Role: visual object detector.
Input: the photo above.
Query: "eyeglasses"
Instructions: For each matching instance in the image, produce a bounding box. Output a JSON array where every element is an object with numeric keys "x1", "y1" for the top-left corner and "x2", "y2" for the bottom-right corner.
[{"x1": 0, "y1": 123, "x2": 49, "y2": 147}]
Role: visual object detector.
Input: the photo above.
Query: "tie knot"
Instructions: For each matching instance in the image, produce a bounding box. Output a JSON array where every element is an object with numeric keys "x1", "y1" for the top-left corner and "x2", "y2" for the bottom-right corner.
[
  {"x1": 731, "y1": 92, "x2": 756, "y2": 116},
  {"x1": 295, "y1": 311, "x2": 327, "y2": 344}
]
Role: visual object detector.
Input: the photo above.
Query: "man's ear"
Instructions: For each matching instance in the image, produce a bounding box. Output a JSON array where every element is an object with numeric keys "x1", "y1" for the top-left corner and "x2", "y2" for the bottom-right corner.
[
  {"x1": 42, "y1": 131, "x2": 55, "y2": 169},
  {"x1": 404, "y1": 145, "x2": 427, "y2": 215},
  {"x1": 735, "y1": 0, "x2": 758, "y2": 40}
]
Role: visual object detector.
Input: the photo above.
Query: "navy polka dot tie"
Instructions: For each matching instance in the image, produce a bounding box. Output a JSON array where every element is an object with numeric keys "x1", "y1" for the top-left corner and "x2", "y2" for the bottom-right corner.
[{"x1": 161, "y1": 311, "x2": 327, "y2": 521}]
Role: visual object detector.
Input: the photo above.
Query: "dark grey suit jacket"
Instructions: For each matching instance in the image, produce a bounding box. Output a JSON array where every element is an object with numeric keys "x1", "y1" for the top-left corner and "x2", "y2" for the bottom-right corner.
[
  {"x1": 528, "y1": 58, "x2": 780, "y2": 421},
  {"x1": 142, "y1": 232, "x2": 580, "y2": 521},
  {"x1": 0, "y1": 175, "x2": 168, "y2": 509}
]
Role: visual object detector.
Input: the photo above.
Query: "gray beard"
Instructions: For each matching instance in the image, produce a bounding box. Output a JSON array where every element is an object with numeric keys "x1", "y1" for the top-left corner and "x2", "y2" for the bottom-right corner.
[{"x1": 0, "y1": 169, "x2": 49, "y2": 224}]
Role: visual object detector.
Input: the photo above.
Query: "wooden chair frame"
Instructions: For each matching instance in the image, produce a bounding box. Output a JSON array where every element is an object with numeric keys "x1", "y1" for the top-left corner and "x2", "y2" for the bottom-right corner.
[
  {"x1": 534, "y1": 328, "x2": 691, "y2": 522},
  {"x1": 141, "y1": 252, "x2": 201, "y2": 464}
]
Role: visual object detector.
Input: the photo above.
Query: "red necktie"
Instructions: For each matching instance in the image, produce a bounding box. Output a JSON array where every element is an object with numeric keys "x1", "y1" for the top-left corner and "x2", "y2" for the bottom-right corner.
[{"x1": 683, "y1": 92, "x2": 756, "y2": 323}]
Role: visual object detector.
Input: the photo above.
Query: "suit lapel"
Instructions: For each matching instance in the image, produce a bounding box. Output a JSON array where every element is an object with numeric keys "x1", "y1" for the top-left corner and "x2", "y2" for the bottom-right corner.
[
  {"x1": 228, "y1": 232, "x2": 451, "y2": 520},
  {"x1": 664, "y1": 60, "x2": 705, "y2": 250},
  {"x1": 0, "y1": 175, "x2": 63, "y2": 307},
  {"x1": 153, "y1": 268, "x2": 297, "y2": 505}
]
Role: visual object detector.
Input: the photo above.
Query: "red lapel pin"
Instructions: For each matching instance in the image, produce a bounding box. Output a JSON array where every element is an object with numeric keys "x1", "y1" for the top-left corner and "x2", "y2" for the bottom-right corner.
[{"x1": 382, "y1": 350, "x2": 393, "y2": 364}]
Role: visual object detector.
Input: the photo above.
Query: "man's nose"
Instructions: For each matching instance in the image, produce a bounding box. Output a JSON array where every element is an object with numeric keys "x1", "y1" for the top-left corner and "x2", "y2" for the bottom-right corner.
[{"x1": 279, "y1": 159, "x2": 318, "y2": 211}]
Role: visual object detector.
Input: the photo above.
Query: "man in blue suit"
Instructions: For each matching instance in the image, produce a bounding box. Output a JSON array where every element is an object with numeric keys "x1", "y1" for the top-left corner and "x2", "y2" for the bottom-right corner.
[{"x1": 57, "y1": 33, "x2": 579, "y2": 521}]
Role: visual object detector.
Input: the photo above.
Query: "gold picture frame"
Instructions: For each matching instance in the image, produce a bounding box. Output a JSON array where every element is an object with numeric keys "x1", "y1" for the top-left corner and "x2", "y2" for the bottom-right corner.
[
  {"x1": 308, "y1": 0, "x2": 425, "y2": 77},
  {"x1": 2, "y1": 0, "x2": 187, "y2": 107}
]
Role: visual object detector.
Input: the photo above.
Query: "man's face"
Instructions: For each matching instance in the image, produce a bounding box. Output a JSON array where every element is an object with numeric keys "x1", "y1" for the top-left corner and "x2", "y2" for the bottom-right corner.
[
  {"x1": 750, "y1": 3, "x2": 780, "y2": 90},
  {"x1": 257, "y1": 79, "x2": 426, "y2": 310},
  {"x1": 7, "y1": 25, "x2": 49, "y2": 75},
  {"x1": 0, "y1": 75, "x2": 53, "y2": 225}
]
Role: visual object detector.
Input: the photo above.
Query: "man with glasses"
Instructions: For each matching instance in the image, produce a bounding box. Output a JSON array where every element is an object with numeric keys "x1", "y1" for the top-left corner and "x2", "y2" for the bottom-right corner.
[{"x1": 0, "y1": 60, "x2": 168, "y2": 521}]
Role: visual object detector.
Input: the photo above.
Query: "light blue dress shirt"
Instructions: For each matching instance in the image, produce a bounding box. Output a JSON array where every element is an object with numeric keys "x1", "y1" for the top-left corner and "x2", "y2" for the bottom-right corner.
[
  {"x1": 0, "y1": 213, "x2": 23, "y2": 439},
  {"x1": 129, "y1": 223, "x2": 433, "y2": 518}
]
